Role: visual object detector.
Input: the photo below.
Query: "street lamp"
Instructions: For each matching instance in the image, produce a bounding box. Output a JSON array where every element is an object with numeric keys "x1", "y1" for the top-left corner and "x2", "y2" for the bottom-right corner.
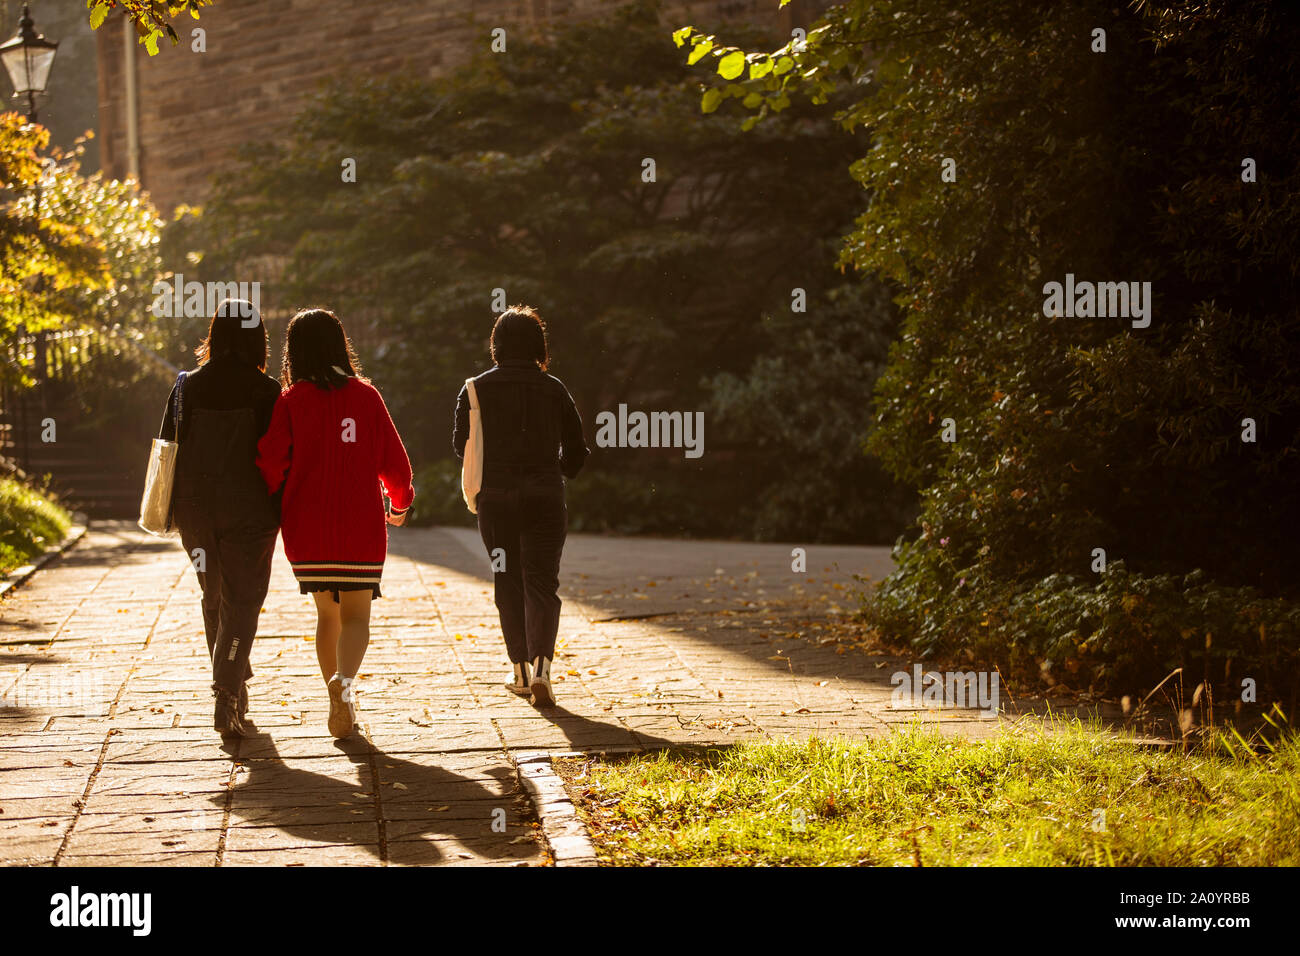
[{"x1": 0, "y1": 4, "x2": 58, "y2": 124}]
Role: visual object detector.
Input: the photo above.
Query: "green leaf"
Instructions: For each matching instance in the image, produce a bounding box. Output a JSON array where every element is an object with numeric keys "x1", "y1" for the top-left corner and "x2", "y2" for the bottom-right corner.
[
  {"x1": 671, "y1": 26, "x2": 691, "y2": 48},
  {"x1": 749, "y1": 56, "x2": 773, "y2": 80},
  {"x1": 774, "y1": 56, "x2": 795, "y2": 76},
  {"x1": 687, "y1": 39, "x2": 713, "y2": 66},
  {"x1": 88, "y1": 5, "x2": 109, "y2": 30},
  {"x1": 742, "y1": 92, "x2": 763, "y2": 109},
  {"x1": 717, "y1": 51, "x2": 745, "y2": 81},
  {"x1": 144, "y1": 32, "x2": 160, "y2": 56},
  {"x1": 700, "y1": 87, "x2": 723, "y2": 114}
]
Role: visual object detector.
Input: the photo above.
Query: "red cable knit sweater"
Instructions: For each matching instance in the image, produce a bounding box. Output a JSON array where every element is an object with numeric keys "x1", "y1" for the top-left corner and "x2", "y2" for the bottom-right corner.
[{"x1": 256, "y1": 378, "x2": 414, "y2": 588}]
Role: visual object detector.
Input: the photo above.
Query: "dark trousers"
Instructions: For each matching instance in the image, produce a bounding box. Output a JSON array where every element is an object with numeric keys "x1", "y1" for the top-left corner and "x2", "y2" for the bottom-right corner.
[
  {"x1": 476, "y1": 485, "x2": 567, "y2": 663},
  {"x1": 175, "y1": 495, "x2": 277, "y2": 695}
]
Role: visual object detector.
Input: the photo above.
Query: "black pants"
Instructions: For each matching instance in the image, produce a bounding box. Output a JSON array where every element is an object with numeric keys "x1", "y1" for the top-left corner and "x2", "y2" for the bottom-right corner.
[
  {"x1": 476, "y1": 484, "x2": 567, "y2": 663},
  {"x1": 175, "y1": 494, "x2": 277, "y2": 696}
]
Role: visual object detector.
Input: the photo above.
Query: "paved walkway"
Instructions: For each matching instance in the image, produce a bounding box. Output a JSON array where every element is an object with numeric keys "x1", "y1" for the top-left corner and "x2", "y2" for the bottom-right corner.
[{"x1": 1, "y1": 522, "x2": 1007, "y2": 866}]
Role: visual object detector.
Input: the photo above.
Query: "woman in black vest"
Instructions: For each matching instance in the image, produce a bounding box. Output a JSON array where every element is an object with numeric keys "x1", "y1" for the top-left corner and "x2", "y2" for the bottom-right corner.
[
  {"x1": 453, "y1": 306, "x2": 589, "y2": 705},
  {"x1": 158, "y1": 299, "x2": 281, "y2": 738}
]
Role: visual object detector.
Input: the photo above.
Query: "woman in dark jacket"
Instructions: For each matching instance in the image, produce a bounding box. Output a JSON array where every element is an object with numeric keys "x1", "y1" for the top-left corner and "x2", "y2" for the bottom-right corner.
[
  {"x1": 159, "y1": 298, "x2": 281, "y2": 738},
  {"x1": 453, "y1": 305, "x2": 589, "y2": 706}
]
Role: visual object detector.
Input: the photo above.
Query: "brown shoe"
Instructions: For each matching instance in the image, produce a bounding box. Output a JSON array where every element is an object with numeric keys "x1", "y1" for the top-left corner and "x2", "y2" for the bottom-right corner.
[
  {"x1": 215, "y1": 689, "x2": 245, "y2": 738},
  {"x1": 327, "y1": 675, "x2": 358, "y2": 738}
]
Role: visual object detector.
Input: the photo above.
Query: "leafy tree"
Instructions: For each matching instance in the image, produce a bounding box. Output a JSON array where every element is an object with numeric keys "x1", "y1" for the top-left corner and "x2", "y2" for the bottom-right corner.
[
  {"x1": 178, "y1": 1, "x2": 907, "y2": 541},
  {"x1": 676, "y1": 0, "x2": 1300, "y2": 693},
  {"x1": 1, "y1": 109, "x2": 167, "y2": 509},
  {"x1": 708, "y1": 280, "x2": 911, "y2": 541},
  {"x1": 41, "y1": 142, "x2": 163, "y2": 335},
  {"x1": 1, "y1": 114, "x2": 108, "y2": 388}
]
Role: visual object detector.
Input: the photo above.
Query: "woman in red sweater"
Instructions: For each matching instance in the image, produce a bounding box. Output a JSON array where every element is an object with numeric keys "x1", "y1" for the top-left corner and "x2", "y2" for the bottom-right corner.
[{"x1": 257, "y1": 309, "x2": 414, "y2": 738}]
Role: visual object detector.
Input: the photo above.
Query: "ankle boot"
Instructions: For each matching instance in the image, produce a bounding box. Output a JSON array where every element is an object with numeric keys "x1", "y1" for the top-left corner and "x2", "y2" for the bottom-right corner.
[
  {"x1": 529, "y1": 656, "x2": 554, "y2": 707},
  {"x1": 214, "y1": 688, "x2": 245, "y2": 738}
]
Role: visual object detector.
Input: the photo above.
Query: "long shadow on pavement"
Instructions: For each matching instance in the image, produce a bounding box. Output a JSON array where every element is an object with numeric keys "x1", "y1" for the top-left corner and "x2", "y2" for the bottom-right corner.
[
  {"x1": 524, "y1": 703, "x2": 680, "y2": 753},
  {"x1": 217, "y1": 725, "x2": 538, "y2": 865}
]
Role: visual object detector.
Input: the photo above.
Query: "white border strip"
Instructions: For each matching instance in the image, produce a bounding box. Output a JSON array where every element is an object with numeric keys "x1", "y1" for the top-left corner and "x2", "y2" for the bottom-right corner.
[{"x1": 514, "y1": 750, "x2": 598, "y2": 867}]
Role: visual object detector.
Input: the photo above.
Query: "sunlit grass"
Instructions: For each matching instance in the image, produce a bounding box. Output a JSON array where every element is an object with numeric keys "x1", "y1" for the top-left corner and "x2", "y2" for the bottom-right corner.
[
  {"x1": 0, "y1": 477, "x2": 71, "y2": 576},
  {"x1": 567, "y1": 716, "x2": 1300, "y2": 866}
]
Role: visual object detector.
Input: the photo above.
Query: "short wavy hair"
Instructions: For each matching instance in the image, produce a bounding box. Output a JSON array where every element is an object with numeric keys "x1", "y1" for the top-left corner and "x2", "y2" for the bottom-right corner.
[{"x1": 490, "y1": 305, "x2": 549, "y2": 371}]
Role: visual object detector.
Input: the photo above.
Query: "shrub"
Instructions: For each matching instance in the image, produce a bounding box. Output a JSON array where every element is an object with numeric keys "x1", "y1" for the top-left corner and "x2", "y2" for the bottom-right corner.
[{"x1": 0, "y1": 477, "x2": 72, "y2": 575}]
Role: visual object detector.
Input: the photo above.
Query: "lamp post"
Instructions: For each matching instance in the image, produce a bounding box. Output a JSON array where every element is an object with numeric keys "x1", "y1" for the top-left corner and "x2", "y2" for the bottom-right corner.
[
  {"x1": 0, "y1": 3, "x2": 56, "y2": 221},
  {"x1": 0, "y1": 4, "x2": 58, "y2": 124}
]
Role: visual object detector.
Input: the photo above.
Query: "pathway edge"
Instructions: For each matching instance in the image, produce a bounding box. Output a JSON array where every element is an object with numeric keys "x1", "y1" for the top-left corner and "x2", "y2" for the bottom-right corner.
[
  {"x1": 514, "y1": 750, "x2": 599, "y2": 867},
  {"x1": 0, "y1": 516, "x2": 89, "y2": 601}
]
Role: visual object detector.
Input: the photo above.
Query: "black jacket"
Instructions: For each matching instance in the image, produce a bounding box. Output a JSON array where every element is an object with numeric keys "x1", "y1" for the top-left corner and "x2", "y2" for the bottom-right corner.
[
  {"x1": 159, "y1": 354, "x2": 281, "y2": 443},
  {"x1": 453, "y1": 361, "x2": 589, "y2": 488},
  {"x1": 159, "y1": 355, "x2": 282, "y2": 511}
]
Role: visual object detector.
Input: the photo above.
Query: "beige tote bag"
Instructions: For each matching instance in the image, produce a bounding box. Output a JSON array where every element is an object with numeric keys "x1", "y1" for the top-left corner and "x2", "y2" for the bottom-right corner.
[
  {"x1": 138, "y1": 371, "x2": 186, "y2": 536},
  {"x1": 461, "y1": 377, "x2": 483, "y2": 514}
]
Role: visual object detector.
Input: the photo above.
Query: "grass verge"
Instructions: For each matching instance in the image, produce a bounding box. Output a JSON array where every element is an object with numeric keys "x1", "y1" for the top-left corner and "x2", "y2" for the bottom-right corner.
[
  {"x1": 560, "y1": 716, "x2": 1299, "y2": 866},
  {"x1": 0, "y1": 476, "x2": 72, "y2": 576}
]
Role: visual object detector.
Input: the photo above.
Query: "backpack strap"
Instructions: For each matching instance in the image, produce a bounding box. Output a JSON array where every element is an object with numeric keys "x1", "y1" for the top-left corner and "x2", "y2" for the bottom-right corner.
[{"x1": 174, "y1": 370, "x2": 187, "y2": 441}]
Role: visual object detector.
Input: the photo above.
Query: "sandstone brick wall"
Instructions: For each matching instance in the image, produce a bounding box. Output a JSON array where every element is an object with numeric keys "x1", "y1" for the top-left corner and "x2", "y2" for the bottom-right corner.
[{"x1": 96, "y1": 0, "x2": 828, "y2": 214}]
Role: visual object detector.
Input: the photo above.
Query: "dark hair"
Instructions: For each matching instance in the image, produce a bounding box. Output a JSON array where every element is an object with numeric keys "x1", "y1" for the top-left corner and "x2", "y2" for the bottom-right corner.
[
  {"x1": 490, "y1": 305, "x2": 549, "y2": 371},
  {"x1": 280, "y1": 308, "x2": 364, "y2": 390},
  {"x1": 195, "y1": 298, "x2": 267, "y2": 370}
]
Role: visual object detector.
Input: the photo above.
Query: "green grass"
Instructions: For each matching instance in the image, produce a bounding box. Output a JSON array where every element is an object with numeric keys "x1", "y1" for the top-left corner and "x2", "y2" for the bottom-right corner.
[
  {"x1": 566, "y1": 718, "x2": 1300, "y2": 866},
  {"x1": 0, "y1": 477, "x2": 72, "y2": 576}
]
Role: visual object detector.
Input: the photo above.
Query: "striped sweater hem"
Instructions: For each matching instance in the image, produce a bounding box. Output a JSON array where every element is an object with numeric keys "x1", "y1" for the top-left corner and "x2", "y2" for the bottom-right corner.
[{"x1": 291, "y1": 561, "x2": 383, "y2": 584}]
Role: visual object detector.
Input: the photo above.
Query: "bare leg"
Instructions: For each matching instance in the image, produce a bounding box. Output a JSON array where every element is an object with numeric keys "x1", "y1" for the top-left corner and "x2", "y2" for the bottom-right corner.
[
  {"x1": 336, "y1": 589, "x2": 373, "y2": 679},
  {"x1": 311, "y1": 591, "x2": 342, "y2": 682}
]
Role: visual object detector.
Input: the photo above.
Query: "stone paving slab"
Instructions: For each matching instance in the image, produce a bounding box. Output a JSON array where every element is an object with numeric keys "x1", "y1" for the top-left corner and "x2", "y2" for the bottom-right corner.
[{"x1": 1, "y1": 520, "x2": 1027, "y2": 866}]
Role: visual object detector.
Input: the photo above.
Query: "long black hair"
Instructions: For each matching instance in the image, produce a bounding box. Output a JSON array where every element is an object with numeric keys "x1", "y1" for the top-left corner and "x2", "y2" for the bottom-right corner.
[
  {"x1": 195, "y1": 298, "x2": 267, "y2": 370},
  {"x1": 490, "y1": 305, "x2": 549, "y2": 371},
  {"x1": 280, "y1": 308, "x2": 364, "y2": 390}
]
